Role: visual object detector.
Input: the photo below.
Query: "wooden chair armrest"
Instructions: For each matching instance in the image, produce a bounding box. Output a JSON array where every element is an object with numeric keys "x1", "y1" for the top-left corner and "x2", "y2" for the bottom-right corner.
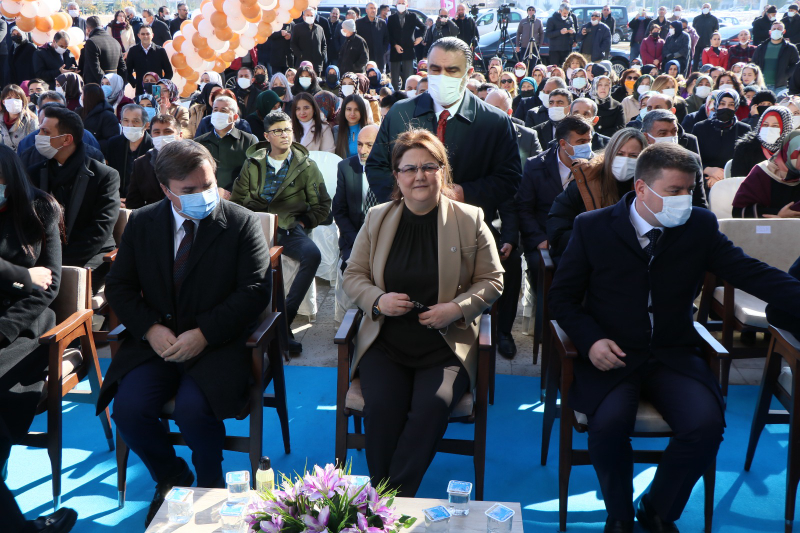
[
  {"x1": 102, "y1": 249, "x2": 118, "y2": 263},
  {"x1": 694, "y1": 321, "x2": 729, "y2": 360},
  {"x1": 108, "y1": 324, "x2": 128, "y2": 342},
  {"x1": 769, "y1": 325, "x2": 800, "y2": 355},
  {"x1": 39, "y1": 309, "x2": 93, "y2": 344},
  {"x1": 479, "y1": 312, "x2": 491, "y2": 350},
  {"x1": 549, "y1": 320, "x2": 579, "y2": 359},
  {"x1": 269, "y1": 245, "x2": 283, "y2": 269},
  {"x1": 539, "y1": 247, "x2": 554, "y2": 273},
  {"x1": 247, "y1": 312, "x2": 281, "y2": 348},
  {"x1": 334, "y1": 308, "x2": 362, "y2": 345}
]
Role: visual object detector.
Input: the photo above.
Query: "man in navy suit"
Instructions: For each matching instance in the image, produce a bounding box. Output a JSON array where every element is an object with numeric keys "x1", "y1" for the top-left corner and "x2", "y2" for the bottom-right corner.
[{"x1": 549, "y1": 143, "x2": 800, "y2": 533}]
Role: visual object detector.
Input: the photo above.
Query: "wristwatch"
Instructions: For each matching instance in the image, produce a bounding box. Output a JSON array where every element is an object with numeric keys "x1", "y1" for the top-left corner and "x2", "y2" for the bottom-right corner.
[{"x1": 372, "y1": 295, "x2": 382, "y2": 317}]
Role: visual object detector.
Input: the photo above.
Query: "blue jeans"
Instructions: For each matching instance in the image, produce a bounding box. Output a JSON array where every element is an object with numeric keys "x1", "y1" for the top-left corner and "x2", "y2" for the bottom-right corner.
[
  {"x1": 630, "y1": 41, "x2": 641, "y2": 63},
  {"x1": 277, "y1": 225, "x2": 321, "y2": 325}
]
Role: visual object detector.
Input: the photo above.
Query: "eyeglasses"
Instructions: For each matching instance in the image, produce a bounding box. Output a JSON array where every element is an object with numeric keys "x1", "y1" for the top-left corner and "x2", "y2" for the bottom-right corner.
[
  {"x1": 396, "y1": 163, "x2": 441, "y2": 177},
  {"x1": 268, "y1": 128, "x2": 293, "y2": 136},
  {"x1": 500, "y1": 79, "x2": 513, "y2": 84},
  {"x1": 626, "y1": 76, "x2": 639, "y2": 81}
]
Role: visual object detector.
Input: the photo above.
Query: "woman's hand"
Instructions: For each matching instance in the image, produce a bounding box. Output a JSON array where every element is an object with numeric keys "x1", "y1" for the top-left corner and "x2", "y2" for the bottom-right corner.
[
  {"x1": 28, "y1": 267, "x2": 52, "y2": 290},
  {"x1": 418, "y1": 302, "x2": 463, "y2": 330},
  {"x1": 379, "y1": 293, "x2": 414, "y2": 316},
  {"x1": 764, "y1": 202, "x2": 800, "y2": 218}
]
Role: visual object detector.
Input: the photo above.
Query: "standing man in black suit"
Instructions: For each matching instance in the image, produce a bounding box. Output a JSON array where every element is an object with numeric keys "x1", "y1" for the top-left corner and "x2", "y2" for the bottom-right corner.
[
  {"x1": 143, "y1": 9, "x2": 171, "y2": 47},
  {"x1": 33, "y1": 31, "x2": 78, "y2": 88},
  {"x1": 0, "y1": 18, "x2": 8, "y2": 89},
  {"x1": 169, "y1": 3, "x2": 189, "y2": 37},
  {"x1": 455, "y1": 4, "x2": 480, "y2": 50},
  {"x1": 80, "y1": 16, "x2": 127, "y2": 86},
  {"x1": 333, "y1": 124, "x2": 379, "y2": 269},
  {"x1": 67, "y1": 2, "x2": 86, "y2": 33},
  {"x1": 291, "y1": 8, "x2": 327, "y2": 75},
  {"x1": 356, "y1": 2, "x2": 390, "y2": 73},
  {"x1": 97, "y1": 140, "x2": 271, "y2": 528},
  {"x1": 387, "y1": 0, "x2": 426, "y2": 91},
  {"x1": 548, "y1": 142, "x2": 800, "y2": 533},
  {"x1": 268, "y1": 22, "x2": 294, "y2": 75},
  {"x1": 126, "y1": 25, "x2": 173, "y2": 96},
  {"x1": 293, "y1": 7, "x2": 331, "y2": 55}
]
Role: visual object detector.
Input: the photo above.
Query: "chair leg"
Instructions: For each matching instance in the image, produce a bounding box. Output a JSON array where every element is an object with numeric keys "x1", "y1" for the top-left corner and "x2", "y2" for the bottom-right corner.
[
  {"x1": 540, "y1": 314, "x2": 551, "y2": 404},
  {"x1": 473, "y1": 416, "x2": 486, "y2": 502},
  {"x1": 269, "y1": 338, "x2": 291, "y2": 454},
  {"x1": 541, "y1": 336, "x2": 561, "y2": 466},
  {"x1": 533, "y1": 272, "x2": 543, "y2": 367},
  {"x1": 720, "y1": 357, "x2": 732, "y2": 399},
  {"x1": 116, "y1": 430, "x2": 130, "y2": 508},
  {"x1": 745, "y1": 339, "x2": 782, "y2": 471},
  {"x1": 703, "y1": 460, "x2": 716, "y2": 533},
  {"x1": 489, "y1": 346, "x2": 496, "y2": 406},
  {"x1": 47, "y1": 381, "x2": 62, "y2": 511},
  {"x1": 335, "y1": 409, "x2": 349, "y2": 467},
  {"x1": 82, "y1": 332, "x2": 114, "y2": 451},
  {"x1": 558, "y1": 416, "x2": 572, "y2": 533},
  {"x1": 787, "y1": 365, "x2": 800, "y2": 533}
]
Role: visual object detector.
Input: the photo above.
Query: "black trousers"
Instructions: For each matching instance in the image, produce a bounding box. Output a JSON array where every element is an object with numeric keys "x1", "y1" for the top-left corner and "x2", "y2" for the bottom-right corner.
[
  {"x1": 1, "y1": 407, "x2": 35, "y2": 533},
  {"x1": 549, "y1": 49, "x2": 570, "y2": 67},
  {"x1": 358, "y1": 346, "x2": 470, "y2": 497},
  {"x1": 497, "y1": 248, "x2": 522, "y2": 335},
  {"x1": 586, "y1": 358, "x2": 724, "y2": 522}
]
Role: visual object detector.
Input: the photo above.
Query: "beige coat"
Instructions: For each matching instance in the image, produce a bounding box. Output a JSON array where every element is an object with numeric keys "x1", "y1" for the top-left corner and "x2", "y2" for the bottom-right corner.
[
  {"x1": 342, "y1": 195, "x2": 504, "y2": 388},
  {"x1": 300, "y1": 122, "x2": 335, "y2": 152}
]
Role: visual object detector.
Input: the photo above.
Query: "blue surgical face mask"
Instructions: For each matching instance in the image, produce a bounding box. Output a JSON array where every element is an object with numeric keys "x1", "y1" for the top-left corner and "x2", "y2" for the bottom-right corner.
[
  {"x1": 169, "y1": 186, "x2": 219, "y2": 220},
  {"x1": 0, "y1": 184, "x2": 6, "y2": 208},
  {"x1": 102, "y1": 85, "x2": 114, "y2": 99},
  {"x1": 566, "y1": 140, "x2": 593, "y2": 160},
  {"x1": 643, "y1": 183, "x2": 692, "y2": 227},
  {"x1": 143, "y1": 106, "x2": 156, "y2": 121}
]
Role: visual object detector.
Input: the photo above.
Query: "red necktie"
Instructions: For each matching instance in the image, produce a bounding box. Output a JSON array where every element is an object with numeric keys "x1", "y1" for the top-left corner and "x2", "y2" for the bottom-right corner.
[{"x1": 437, "y1": 110, "x2": 450, "y2": 142}]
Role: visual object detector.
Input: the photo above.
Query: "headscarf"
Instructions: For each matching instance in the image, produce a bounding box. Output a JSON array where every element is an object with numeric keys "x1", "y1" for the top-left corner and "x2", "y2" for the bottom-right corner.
[
  {"x1": 366, "y1": 67, "x2": 382, "y2": 91},
  {"x1": 103, "y1": 72, "x2": 125, "y2": 106},
  {"x1": 144, "y1": 71, "x2": 161, "y2": 82},
  {"x1": 299, "y1": 61, "x2": 314, "y2": 71},
  {"x1": 286, "y1": 68, "x2": 297, "y2": 85},
  {"x1": 256, "y1": 90, "x2": 282, "y2": 118},
  {"x1": 641, "y1": 64, "x2": 657, "y2": 76},
  {"x1": 670, "y1": 20, "x2": 683, "y2": 36},
  {"x1": 325, "y1": 65, "x2": 341, "y2": 89},
  {"x1": 758, "y1": 130, "x2": 800, "y2": 185},
  {"x1": 732, "y1": 62, "x2": 746, "y2": 73},
  {"x1": 757, "y1": 106, "x2": 793, "y2": 154},
  {"x1": 569, "y1": 68, "x2": 590, "y2": 98},
  {"x1": 633, "y1": 74, "x2": 654, "y2": 97},
  {"x1": 514, "y1": 62, "x2": 527, "y2": 81},
  {"x1": 355, "y1": 73, "x2": 370, "y2": 95},
  {"x1": 340, "y1": 73, "x2": 360, "y2": 98},
  {"x1": 664, "y1": 60, "x2": 681, "y2": 77},
  {"x1": 590, "y1": 75, "x2": 611, "y2": 102},
  {"x1": 201, "y1": 71, "x2": 223, "y2": 88},
  {"x1": 713, "y1": 88, "x2": 740, "y2": 116},
  {"x1": 199, "y1": 82, "x2": 221, "y2": 111},
  {"x1": 314, "y1": 90, "x2": 339, "y2": 123},
  {"x1": 418, "y1": 59, "x2": 428, "y2": 72},
  {"x1": 519, "y1": 76, "x2": 537, "y2": 96},
  {"x1": 56, "y1": 72, "x2": 83, "y2": 101},
  {"x1": 159, "y1": 79, "x2": 179, "y2": 103},
  {"x1": 590, "y1": 63, "x2": 608, "y2": 79},
  {"x1": 136, "y1": 93, "x2": 155, "y2": 106}
]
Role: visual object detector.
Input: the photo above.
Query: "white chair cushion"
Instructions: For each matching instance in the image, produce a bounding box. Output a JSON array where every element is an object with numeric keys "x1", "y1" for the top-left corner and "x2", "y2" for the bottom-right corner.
[
  {"x1": 345, "y1": 377, "x2": 474, "y2": 419},
  {"x1": 575, "y1": 399, "x2": 672, "y2": 434},
  {"x1": 61, "y1": 348, "x2": 83, "y2": 376},
  {"x1": 282, "y1": 255, "x2": 317, "y2": 319},
  {"x1": 712, "y1": 287, "x2": 768, "y2": 328},
  {"x1": 91, "y1": 286, "x2": 106, "y2": 310},
  {"x1": 778, "y1": 367, "x2": 793, "y2": 393}
]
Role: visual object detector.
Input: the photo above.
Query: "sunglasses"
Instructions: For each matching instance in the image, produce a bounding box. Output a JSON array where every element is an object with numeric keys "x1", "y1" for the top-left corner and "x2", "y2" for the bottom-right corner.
[{"x1": 500, "y1": 79, "x2": 513, "y2": 84}]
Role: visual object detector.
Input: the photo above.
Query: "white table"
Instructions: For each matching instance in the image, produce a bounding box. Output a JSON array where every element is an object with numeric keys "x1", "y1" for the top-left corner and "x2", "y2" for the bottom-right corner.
[{"x1": 145, "y1": 488, "x2": 524, "y2": 532}]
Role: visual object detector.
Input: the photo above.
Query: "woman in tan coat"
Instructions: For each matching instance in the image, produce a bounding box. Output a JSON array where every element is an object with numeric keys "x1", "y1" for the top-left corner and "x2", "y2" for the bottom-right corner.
[{"x1": 342, "y1": 129, "x2": 504, "y2": 497}]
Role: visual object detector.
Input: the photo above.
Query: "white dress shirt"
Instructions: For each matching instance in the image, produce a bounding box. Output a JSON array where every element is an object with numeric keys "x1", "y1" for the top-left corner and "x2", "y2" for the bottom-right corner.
[
  {"x1": 172, "y1": 204, "x2": 199, "y2": 258},
  {"x1": 556, "y1": 148, "x2": 574, "y2": 190},
  {"x1": 432, "y1": 90, "x2": 465, "y2": 122},
  {"x1": 629, "y1": 198, "x2": 662, "y2": 329}
]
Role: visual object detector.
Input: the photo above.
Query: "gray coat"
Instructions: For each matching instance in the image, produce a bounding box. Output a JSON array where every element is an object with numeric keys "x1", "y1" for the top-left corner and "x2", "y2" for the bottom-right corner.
[{"x1": 515, "y1": 16, "x2": 544, "y2": 49}]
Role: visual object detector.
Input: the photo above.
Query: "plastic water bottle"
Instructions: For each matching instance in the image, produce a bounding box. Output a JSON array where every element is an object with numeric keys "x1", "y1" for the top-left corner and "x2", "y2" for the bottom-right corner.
[{"x1": 255, "y1": 456, "x2": 275, "y2": 493}]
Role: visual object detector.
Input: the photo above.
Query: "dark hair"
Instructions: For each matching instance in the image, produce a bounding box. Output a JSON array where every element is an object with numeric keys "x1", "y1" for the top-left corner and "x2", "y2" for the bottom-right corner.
[
  {"x1": 549, "y1": 87, "x2": 573, "y2": 105},
  {"x1": 158, "y1": 6, "x2": 168, "y2": 15},
  {"x1": 139, "y1": 24, "x2": 153, "y2": 33},
  {"x1": 0, "y1": 145, "x2": 64, "y2": 256},
  {"x1": 335, "y1": 95, "x2": 368, "y2": 158},
  {"x1": 43, "y1": 106, "x2": 84, "y2": 144},
  {"x1": 53, "y1": 31, "x2": 68, "y2": 42},
  {"x1": 155, "y1": 140, "x2": 217, "y2": 186},
  {"x1": 713, "y1": 70, "x2": 744, "y2": 96},
  {"x1": 380, "y1": 90, "x2": 408, "y2": 109},
  {"x1": 478, "y1": 82, "x2": 498, "y2": 93},
  {"x1": 555, "y1": 115, "x2": 593, "y2": 143},
  {"x1": 291, "y1": 92, "x2": 324, "y2": 144},
  {"x1": 112, "y1": 10, "x2": 130, "y2": 28},
  {"x1": 28, "y1": 78, "x2": 48, "y2": 89},
  {"x1": 86, "y1": 15, "x2": 100, "y2": 29},
  {"x1": 635, "y1": 143, "x2": 700, "y2": 186},
  {"x1": 352, "y1": 6, "x2": 360, "y2": 16},
  {"x1": 238, "y1": 66, "x2": 254, "y2": 75},
  {"x1": 296, "y1": 66, "x2": 321, "y2": 93},
  {"x1": 390, "y1": 129, "x2": 454, "y2": 201},
  {"x1": 142, "y1": 8, "x2": 153, "y2": 17},
  {"x1": 429, "y1": 36, "x2": 473, "y2": 70},
  {"x1": 379, "y1": 4, "x2": 389, "y2": 11},
  {"x1": 39, "y1": 92, "x2": 66, "y2": 105},
  {"x1": 80, "y1": 84, "x2": 105, "y2": 120},
  {"x1": 177, "y1": 2, "x2": 187, "y2": 9},
  {"x1": 151, "y1": 113, "x2": 178, "y2": 128},
  {"x1": 264, "y1": 110, "x2": 291, "y2": 130}
]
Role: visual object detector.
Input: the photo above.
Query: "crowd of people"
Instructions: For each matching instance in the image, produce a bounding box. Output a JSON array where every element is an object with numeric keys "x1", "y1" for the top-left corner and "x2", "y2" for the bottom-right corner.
[{"x1": 3, "y1": 1, "x2": 800, "y2": 532}]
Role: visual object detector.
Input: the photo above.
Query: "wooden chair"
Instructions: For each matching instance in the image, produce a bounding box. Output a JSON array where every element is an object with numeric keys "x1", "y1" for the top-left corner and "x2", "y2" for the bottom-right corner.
[
  {"x1": 18, "y1": 266, "x2": 114, "y2": 510},
  {"x1": 334, "y1": 308, "x2": 493, "y2": 500},
  {"x1": 697, "y1": 219, "x2": 800, "y2": 395},
  {"x1": 744, "y1": 325, "x2": 800, "y2": 533},
  {"x1": 92, "y1": 208, "x2": 132, "y2": 352},
  {"x1": 550, "y1": 319, "x2": 728, "y2": 533},
  {"x1": 534, "y1": 248, "x2": 560, "y2": 466},
  {"x1": 706, "y1": 177, "x2": 745, "y2": 218}
]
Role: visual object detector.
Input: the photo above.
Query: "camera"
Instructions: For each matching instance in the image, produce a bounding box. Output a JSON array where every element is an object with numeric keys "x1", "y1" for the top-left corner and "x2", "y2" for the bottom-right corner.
[
  {"x1": 467, "y1": 1, "x2": 484, "y2": 17},
  {"x1": 497, "y1": 2, "x2": 515, "y2": 26}
]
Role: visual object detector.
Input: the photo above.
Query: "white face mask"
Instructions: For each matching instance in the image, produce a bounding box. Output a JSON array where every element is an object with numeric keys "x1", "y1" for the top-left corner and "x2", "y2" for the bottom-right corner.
[
  {"x1": 427, "y1": 73, "x2": 466, "y2": 107},
  {"x1": 55, "y1": 86, "x2": 65, "y2": 96},
  {"x1": 771, "y1": 29, "x2": 783, "y2": 40},
  {"x1": 539, "y1": 92, "x2": 550, "y2": 108},
  {"x1": 396, "y1": 4, "x2": 407, "y2": 12},
  {"x1": 298, "y1": 77, "x2": 312, "y2": 89},
  {"x1": 341, "y1": 84, "x2": 355, "y2": 96},
  {"x1": 548, "y1": 106, "x2": 566, "y2": 122},
  {"x1": 702, "y1": 8, "x2": 710, "y2": 14},
  {"x1": 611, "y1": 156, "x2": 637, "y2": 182},
  {"x1": 695, "y1": 85, "x2": 711, "y2": 98},
  {"x1": 514, "y1": 68, "x2": 526, "y2": 78},
  {"x1": 68, "y1": 9, "x2": 78, "y2": 17},
  {"x1": 210, "y1": 111, "x2": 232, "y2": 131},
  {"x1": 759, "y1": 126, "x2": 781, "y2": 144},
  {"x1": 668, "y1": 27, "x2": 675, "y2": 36},
  {"x1": 719, "y1": 83, "x2": 734, "y2": 91},
  {"x1": 54, "y1": 44, "x2": 67, "y2": 54},
  {"x1": 341, "y1": 29, "x2": 350, "y2": 37},
  {"x1": 673, "y1": 10, "x2": 682, "y2": 16},
  {"x1": 793, "y1": 116, "x2": 800, "y2": 129},
  {"x1": 790, "y1": 11, "x2": 798, "y2": 17},
  {"x1": 237, "y1": 77, "x2": 252, "y2": 89},
  {"x1": 648, "y1": 132, "x2": 679, "y2": 144},
  {"x1": 768, "y1": 15, "x2": 776, "y2": 21},
  {"x1": 123, "y1": 126, "x2": 144, "y2": 142},
  {"x1": 152, "y1": 134, "x2": 176, "y2": 151},
  {"x1": 637, "y1": 85, "x2": 650, "y2": 95},
  {"x1": 643, "y1": 184, "x2": 692, "y2": 227},
  {"x1": 3, "y1": 98, "x2": 22, "y2": 115},
  {"x1": 35, "y1": 134, "x2": 65, "y2": 159},
  {"x1": 639, "y1": 108, "x2": 648, "y2": 120},
  {"x1": 566, "y1": 67, "x2": 575, "y2": 79},
  {"x1": 661, "y1": 88, "x2": 676, "y2": 97},
  {"x1": 572, "y1": 77, "x2": 587, "y2": 89},
  {"x1": 305, "y1": 16, "x2": 315, "y2": 24},
  {"x1": 591, "y1": 19, "x2": 598, "y2": 25}
]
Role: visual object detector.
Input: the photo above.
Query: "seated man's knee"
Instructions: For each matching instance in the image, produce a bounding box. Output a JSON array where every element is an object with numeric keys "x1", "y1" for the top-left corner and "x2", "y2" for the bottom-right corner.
[
  {"x1": 305, "y1": 237, "x2": 321, "y2": 265},
  {"x1": 113, "y1": 388, "x2": 160, "y2": 427},
  {"x1": 677, "y1": 405, "x2": 725, "y2": 445}
]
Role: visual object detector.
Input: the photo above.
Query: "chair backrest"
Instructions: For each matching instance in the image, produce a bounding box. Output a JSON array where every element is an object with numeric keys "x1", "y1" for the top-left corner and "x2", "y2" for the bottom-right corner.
[
  {"x1": 113, "y1": 208, "x2": 132, "y2": 246},
  {"x1": 51, "y1": 266, "x2": 90, "y2": 324},
  {"x1": 255, "y1": 212, "x2": 278, "y2": 247},
  {"x1": 707, "y1": 177, "x2": 745, "y2": 219},
  {"x1": 717, "y1": 218, "x2": 800, "y2": 272},
  {"x1": 308, "y1": 150, "x2": 342, "y2": 198},
  {"x1": 723, "y1": 159, "x2": 732, "y2": 180}
]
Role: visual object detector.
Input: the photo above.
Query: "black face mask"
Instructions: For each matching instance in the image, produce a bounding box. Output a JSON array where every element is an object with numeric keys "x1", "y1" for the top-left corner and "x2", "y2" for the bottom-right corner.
[
  {"x1": 756, "y1": 105, "x2": 770, "y2": 116},
  {"x1": 11, "y1": 35, "x2": 22, "y2": 44},
  {"x1": 520, "y1": 89, "x2": 535, "y2": 98},
  {"x1": 29, "y1": 93, "x2": 39, "y2": 106},
  {"x1": 715, "y1": 108, "x2": 735, "y2": 122},
  {"x1": 273, "y1": 86, "x2": 286, "y2": 97},
  {"x1": 326, "y1": 74, "x2": 339, "y2": 86},
  {"x1": 254, "y1": 74, "x2": 266, "y2": 86}
]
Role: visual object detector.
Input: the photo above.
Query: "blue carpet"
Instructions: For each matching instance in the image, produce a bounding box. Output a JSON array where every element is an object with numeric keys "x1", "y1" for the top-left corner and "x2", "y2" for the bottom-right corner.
[{"x1": 8, "y1": 361, "x2": 791, "y2": 532}]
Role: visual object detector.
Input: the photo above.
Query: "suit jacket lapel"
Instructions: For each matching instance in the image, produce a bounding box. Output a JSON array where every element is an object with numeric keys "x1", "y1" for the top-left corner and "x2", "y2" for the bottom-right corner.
[
  {"x1": 65, "y1": 167, "x2": 90, "y2": 238},
  {"x1": 371, "y1": 202, "x2": 403, "y2": 292},
  {"x1": 437, "y1": 196, "x2": 460, "y2": 303},
  {"x1": 611, "y1": 193, "x2": 649, "y2": 262},
  {"x1": 652, "y1": 217, "x2": 690, "y2": 260},
  {"x1": 346, "y1": 158, "x2": 364, "y2": 222}
]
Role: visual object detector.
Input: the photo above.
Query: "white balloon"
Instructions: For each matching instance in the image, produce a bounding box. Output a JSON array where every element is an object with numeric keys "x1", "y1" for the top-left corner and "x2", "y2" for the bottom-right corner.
[
  {"x1": 201, "y1": 1, "x2": 215, "y2": 19},
  {"x1": 206, "y1": 32, "x2": 224, "y2": 50},
  {"x1": 308, "y1": 0, "x2": 320, "y2": 6},
  {"x1": 202, "y1": 60, "x2": 215, "y2": 70},
  {"x1": 19, "y1": 1, "x2": 38, "y2": 18},
  {"x1": 198, "y1": 18, "x2": 214, "y2": 38},
  {"x1": 66, "y1": 25, "x2": 84, "y2": 44},
  {"x1": 181, "y1": 23, "x2": 196, "y2": 39},
  {"x1": 239, "y1": 35, "x2": 255, "y2": 51},
  {"x1": 191, "y1": 8, "x2": 201, "y2": 18},
  {"x1": 217, "y1": 40, "x2": 230, "y2": 53},
  {"x1": 275, "y1": 9, "x2": 290, "y2": 24},
  {"x1": 243, "y1": 22, "x2": 258, "y2": 38},
  {"x1": 37, "y1": 1, "x2": 53, "y2": 17},
  {"x1": 222, "y1": 0, "x2": 240, "y2": 17},
  {"x1": 173, "y1": 75, "x2": 187, "y2": 91},
  {"x1": 257, "y1": 0, "x2": 277, "y2": 8},
  {"x1": 270, "y1": 21, "x2": 283, "y2": 34},
  {"x1": 47, "y1": 0, "x2": 59, "y2": 13},
  {"x1": 163, "y1": 40, "x2": 175, "y2": 56},
  {"x1": 228, "y1": 14, "x2": 246, "y2": 31},
  {"x1": 30, "y1": 28, "x2": 51, "y2": 45},
  {"x1": 186, "y1": 52, "x2": 204, "y2": 70},
  {"x1": 233, "y1": 45, "x2": 248, "y2": 57},
  {"x1": 1, "y1": 0, "x2": 20, "y2": 15}
]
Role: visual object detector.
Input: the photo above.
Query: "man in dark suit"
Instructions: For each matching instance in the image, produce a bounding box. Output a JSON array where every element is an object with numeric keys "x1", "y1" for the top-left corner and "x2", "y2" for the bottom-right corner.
[
  {"x1": 80, "y1": 16, "x2": 127, "y2": 86},
  {"x1": 126, "y1": 25, "x2": 172, "y2": 96},
  {"x1": 291, "y1": 8, "x2": 327, "y2": 75},
  {"x1": 333, "y1": 125, "x2": 379, "y2": 269},
  {"x1": 293, "y1": 7, "x2": 332, "y2": 52},
  {"x1": 569, "y1": 97, "x2": 611, "y2": 152},
  {"x1": 485, "y1": 88, "x2": 543, "y2": 165},
  {"x1": 97, "y1": 140, "x2": 271, "y2": 528},
  {"x1": 532, "y1": 88, "x2": 572, "y2": 148},
  {"x1": 28, "y1": 106, "x2": 119, "y2": 291},
  {"x1": 387, "y1": 0, "x2": 426, "y2": 91},
  {"x1": 169, "y1": 2, "x2": 189, "y2": 37},
  {"x1": 356, "y1": 2, "x2": 389, "y2": 72},
  {"x1": 455, "y1": 3, "x2": 480, "y2": 49},
  {"x1": 127, "y1": 114, "x2": 179, "y2": 209},
  {"x1": 548, "y1": 142, "x2": 800, "y2": 532},
  {"x1": 67, "y1": 2, "x2": 86, "y2": 33},
  {"x1": 268, "y1": 22, "x2": 294, "y2": 74},
  {"x1": 33, "y1": 31, "x2": 78, "y2": 88},
  {"x1": 157, "y1": 6, "x2": 171, "y2": 26},
  {"x1": 0, "y1": 19, "x2": 8, "y2": 89},
  {"x1": 142, "y1": 9, "x2": 171, "y2": 46},
  {"x1": 338, "y1": 20, "x2": 370, "y2": 74}
]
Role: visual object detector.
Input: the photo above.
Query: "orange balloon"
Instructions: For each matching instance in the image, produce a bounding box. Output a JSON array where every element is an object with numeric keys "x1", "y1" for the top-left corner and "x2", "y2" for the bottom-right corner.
[
  {"x1": 171, "y1": 52, "x2": 188, "y2": 69},
  {"x1": 244, "y1": 10, "x2": 262, "y2": 23},
  {"x1": 0, "y1": 6, "x2": 14, "y2": 18},
  {"x1": 212, "y1": 0, "x2": 225, "y2": 11},
  {"x1": 173, "y1": 35, "x2": 186, "y2": 52},
  {"x1": 262, "y1": 10, "x2": 276, "y2": 24},
  {"x1": 68, "y1": 45, "x2": 80, "y2": 61},
  {"x1": 184, "y1": 70, "x2": 200, "y2": 82},
  {"x1": 181, "y1": 19, "x2": 192, "y2": 32},
  {"x1": 192, "y1": 32, "x2": 208, "y2": 49},
  {"x1": 257, "y1": 19, "x2": 272, "y2": 36},
  {"x1": 241, "y1": 0, "x2": 258, "y2": 5},
  {"x1": 210, "y1": 11, "x2": 227, "y2": 29},
  {"x1": 221, "y1": 49, "x2": 235, "y2": 62},
  {"x1": 228, "y1": 33, "x2": 240, "y2": 49},
  {"x1": 254, "y1": 33, "x2": 267, "y2": 44},
  {"x1": 181, "y1": 82, "x2": 197, "y2": 98},
  {"x1": 295, "y1": 0, "x2": 309, "y2": 11},
  {"x1": 240, "y1": 2, "x2": 260, "y2": 19},
  {"x1": 52, "y1": 12, "x2": 66, "y2": 31},
  {"x1": 15, "y1": 16, "x2": 36, "y2": 32},
  {"x1": 197, "y1": 46, "x2": 215, "y2": 60},
  {"x1": 35, "y1": 16, "x2": 53, "y2": 32},
  {"x1": 215, "y1": 25, "x2": 233, "y2": 41},
  {"x1": 288, "y1": 7, "x2": 301, "y2": 19},
  {"x1": 177, "y1": 66, "x2": 194, "y2": 77},
  {"x1": 192, "y1": 14, "x2": 204, "y2": 30}
]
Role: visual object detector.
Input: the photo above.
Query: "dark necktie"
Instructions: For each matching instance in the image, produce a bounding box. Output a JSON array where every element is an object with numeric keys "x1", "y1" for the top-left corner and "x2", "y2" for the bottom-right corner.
[
  {"x1": 364, "y1": 186, "x2": 378, "y2": 212},
  {"x1": 437, "y1": 110, "x2": 450, "y2": 143},
  {"x1": 644, "y1": 228, "x2": 662, "y2": 258},
  {"x1": 173, "y1": 219, "x2": 195, "y2": 293}
]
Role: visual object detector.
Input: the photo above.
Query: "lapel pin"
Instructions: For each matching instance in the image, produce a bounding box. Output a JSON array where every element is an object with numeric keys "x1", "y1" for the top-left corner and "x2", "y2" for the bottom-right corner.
[{"x1": 451, "y1": 246, "x2": 457, "y2": 252}]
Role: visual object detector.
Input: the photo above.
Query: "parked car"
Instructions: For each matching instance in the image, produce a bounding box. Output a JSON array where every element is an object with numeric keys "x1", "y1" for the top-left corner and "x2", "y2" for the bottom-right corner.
[
  {"x1": 569, "y1": 4, "x2": 631, "y2": 43},
  {"x1": 718, "y1": 24, "x2": 756, "y2": 48},
  {"x1": 475, "y1": 7, "x2": 530, "y2": 36}
]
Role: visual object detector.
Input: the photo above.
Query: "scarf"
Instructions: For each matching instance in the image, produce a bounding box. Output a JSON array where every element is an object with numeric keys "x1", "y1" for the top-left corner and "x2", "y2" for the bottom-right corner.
[
  {"x1": 314, "y1": 91, "x2": 338, "y2": 123},
  {"x1": 56, "y1": 72, "x2": 83, "y2": 101},
  {"x1": 109, "y1": 21, "x2": 127, "y2": 45},
  {"x1": 710, "y1": 89, "x2": 740, "y2": 127},
  {"x1": 299, "y1": 118, "x2": 314, "y2": 146},
  {"x1": 765, "y1": 130, "x2": 800, "y2": 185},
  {"x1": 590, "y1": 75, "x2": 611, "y2": 103},
  {"x1": 256, "y1": 90, "x2": 282, "y2": 118},
  {"x1": 757, "y1": 106, "x2": 793, "y2": 154}
]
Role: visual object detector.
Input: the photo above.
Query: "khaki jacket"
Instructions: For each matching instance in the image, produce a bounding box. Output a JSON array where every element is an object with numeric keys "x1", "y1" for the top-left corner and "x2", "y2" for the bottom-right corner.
[{"x1": 342, "y1": 195, "x2": 504, "y2": 388}]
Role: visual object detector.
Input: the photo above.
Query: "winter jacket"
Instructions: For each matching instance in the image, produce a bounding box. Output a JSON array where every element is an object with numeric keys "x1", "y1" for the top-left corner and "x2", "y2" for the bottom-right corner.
[
  {"x1": 753, "y1": 39, "x2": 800, "y2": 89},
  {"x1": 640, "y1": 34, "x2": 664, "y2": 65},
  {"x1": 701, "y1": 46, "x2": 729, "y2": 68},
  {"x1": 0, "y1": 111, "x2": 38, "y2": 152}
]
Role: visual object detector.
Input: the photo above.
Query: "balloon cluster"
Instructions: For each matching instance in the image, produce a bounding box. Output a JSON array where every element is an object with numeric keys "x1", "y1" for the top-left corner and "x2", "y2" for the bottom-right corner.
[
  {"x1": 0, "y1": 0, "x2": 84, "y2": 60},
  {"x1": 166, "y1": 0, "x2": 319, "y2": 97}
]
